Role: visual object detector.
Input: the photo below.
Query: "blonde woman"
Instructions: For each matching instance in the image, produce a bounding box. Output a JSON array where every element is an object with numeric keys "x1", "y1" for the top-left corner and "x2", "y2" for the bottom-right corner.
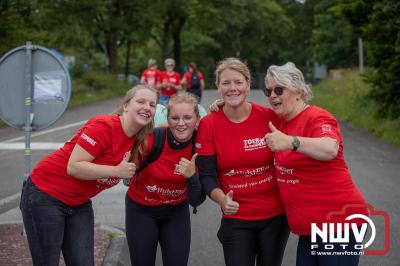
[
  {"x1": 20, "y1": 85, "x2": 157, "y2": 266},
  {"x1": 196, "y1": 58, "x2": 289, "y2": 266}
]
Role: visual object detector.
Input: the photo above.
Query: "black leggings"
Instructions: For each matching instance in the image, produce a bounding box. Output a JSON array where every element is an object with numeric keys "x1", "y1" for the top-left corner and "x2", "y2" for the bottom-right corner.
[
  {"x1": 125, "y1": 195, "x2": 191, "y2": 266},
  {"x1": 217, "y1": 214, "x2": 290, "y2": 266}
]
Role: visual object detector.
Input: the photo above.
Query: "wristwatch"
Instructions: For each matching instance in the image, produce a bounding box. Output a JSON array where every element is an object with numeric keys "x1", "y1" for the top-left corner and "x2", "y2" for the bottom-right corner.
[{"x1": 292, "y1": 136, "x2": 300, "y2": 151}]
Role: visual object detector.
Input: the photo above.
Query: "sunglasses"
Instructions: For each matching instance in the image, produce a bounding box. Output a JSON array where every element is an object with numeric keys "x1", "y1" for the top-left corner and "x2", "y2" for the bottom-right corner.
[
  {"x1": 166, "y1": 64, "x2": 174, "y2": 67},
  {"x1": 263, "y1": 86, "x2": 286, "y2": 97}
]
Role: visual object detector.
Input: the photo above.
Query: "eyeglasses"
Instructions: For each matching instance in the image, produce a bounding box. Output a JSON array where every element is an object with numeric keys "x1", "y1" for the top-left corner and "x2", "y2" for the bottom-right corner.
[
  {"x1": 263, "y1": 86, "x2": 286, "y2": 97},
  {"x1": 166, "y1": 64, "x2": 174, "y2": 67},
  {"x1": 168, "y1": 115, "x2": 194, "y2": 125}
]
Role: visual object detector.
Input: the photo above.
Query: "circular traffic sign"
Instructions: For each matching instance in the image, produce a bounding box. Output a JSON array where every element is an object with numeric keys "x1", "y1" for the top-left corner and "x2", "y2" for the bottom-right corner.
[{"x1": 0, "y1": 44, "x2": 71, "y2": 131}]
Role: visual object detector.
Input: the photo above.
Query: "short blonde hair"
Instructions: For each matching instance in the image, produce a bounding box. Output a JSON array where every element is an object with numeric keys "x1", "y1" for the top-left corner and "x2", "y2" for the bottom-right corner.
[
  {"x1": 167, "y1": 92, "x2": 200, "y2": 118},
  {"x1": 266, "y1": 62, "x2": 313, "y2": 102},
  {"x1": 215, "y1": 57, "x2": 251, "y2": 87},
  {"x1": 148, "y1": 58, "x2": 157, "y2": 68},
  {"x1": 164, "y1": 58, "x2": 175, "y2": 66}
]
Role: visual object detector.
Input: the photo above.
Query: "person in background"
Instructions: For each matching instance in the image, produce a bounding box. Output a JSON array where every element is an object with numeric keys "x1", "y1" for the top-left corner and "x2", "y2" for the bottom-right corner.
[
  {"x1": 20, "y1": 85, "x2": 157, "y2": 266},
  {"x1": 264, "y1": 62, "x2": 367, "y2": 266},
  {"x1": 181, "y1": 62, "x2": 205, "y2": 102},
  {"x1": 196, "y1": 57, "x2": 290, "y2": 266},
  {"x1": 140, "y1": 58, "x2": 162, "y2": 91},
  {"x1": 125, "y1": 92, "x2": 205, "y2": 266},
  {"x1": 159, "y1": 58, "x2": 182, "y2": 106}
]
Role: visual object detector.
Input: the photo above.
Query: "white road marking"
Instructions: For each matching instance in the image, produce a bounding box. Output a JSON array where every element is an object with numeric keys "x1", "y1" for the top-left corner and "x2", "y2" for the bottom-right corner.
[
  {"x1": 3, "y1": 120, "x2": 87, "y2": 143},
  {"x1": 0, "y1": 192, "x2": 21, "y2": 206},
  {"x1": 0, "y1": 142, "x2": 64, "y2": 150}
]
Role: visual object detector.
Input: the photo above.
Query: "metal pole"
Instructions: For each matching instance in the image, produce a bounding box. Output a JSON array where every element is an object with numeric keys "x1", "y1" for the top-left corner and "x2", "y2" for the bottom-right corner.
[
  {"x1": 22, "y1": 41, "x2": 34, "y2": 234},
  {"x1": 358, "y1": 37, "x2": 364, "y2": 73},
  {"x1": 24, "y1": 41, "x2": 34, "y2": 183}
]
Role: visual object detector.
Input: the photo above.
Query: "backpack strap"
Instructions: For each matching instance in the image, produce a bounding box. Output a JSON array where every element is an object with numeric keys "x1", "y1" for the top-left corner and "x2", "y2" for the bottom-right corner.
[
  {"x1": 123, "y1": 127, "x2": 166, "y2": 187},
  {"x1": 134, "y1": 127, "x2": 167, "y2": 188}
]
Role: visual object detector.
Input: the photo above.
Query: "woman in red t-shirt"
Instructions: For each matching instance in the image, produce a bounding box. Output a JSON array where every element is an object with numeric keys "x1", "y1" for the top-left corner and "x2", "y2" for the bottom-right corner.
[
  {"x1": 20, "y1": 84, "x2": 157, "y2": 266},
  {"x1": 140, "y1": 58, "x2": 162, "y2": 90},
  {"x1": 196, "y1": 58, "x2": 290, "y2": 266},
  {"x1": 264, "y1": 62, "x2": 367, "y2": 266},
  {"x1": 125, "y1": 93, "x2": 205, "y2": 266},
  {"x1": 159, "y1": 58, "x2": 182, "y2": 106},
  {"x1": 181, "y1": 62, "x2": 205, "y2": 102}
]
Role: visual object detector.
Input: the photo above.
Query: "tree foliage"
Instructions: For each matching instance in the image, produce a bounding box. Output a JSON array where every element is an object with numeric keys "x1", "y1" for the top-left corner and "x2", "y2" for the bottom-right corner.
[
  {"x1": 336, "y1": 0, "x2": 400, "y2": 117},
  {"x1": 1, "y1": 0, "x2": 398, "y2": 117}
]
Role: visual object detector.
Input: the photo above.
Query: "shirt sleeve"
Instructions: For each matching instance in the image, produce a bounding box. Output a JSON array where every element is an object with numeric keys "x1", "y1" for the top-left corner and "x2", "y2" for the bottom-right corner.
[
  {"x1": 187, "y1": 173, "x2": 206, "y2": 207},
  {"x1": 308, "y1": 113, "x2": 341, "y2": 141},
  {"x1": 196, "y1": 116, "x2": 219, "y2": 196},
  {"x1": 76, "y1": 118, "x2": 111, "y2": 158}
]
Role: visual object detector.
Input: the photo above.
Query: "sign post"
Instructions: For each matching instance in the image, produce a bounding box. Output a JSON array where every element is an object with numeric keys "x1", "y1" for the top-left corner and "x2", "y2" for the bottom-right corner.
[{"x1": 0, "y1": 41, "x2": 71, "y2": 192}]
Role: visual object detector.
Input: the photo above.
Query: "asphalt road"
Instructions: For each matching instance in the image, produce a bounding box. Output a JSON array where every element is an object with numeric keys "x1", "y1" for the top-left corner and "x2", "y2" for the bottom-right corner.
[{"x1": 0, "y1": 89, "x2": 399, "y2": 265}]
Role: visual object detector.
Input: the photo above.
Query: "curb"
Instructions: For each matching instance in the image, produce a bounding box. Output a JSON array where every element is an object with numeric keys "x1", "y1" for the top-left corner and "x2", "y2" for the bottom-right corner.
[{"x1": 99, "y1": 225, "x2": 128, "y2": 266}]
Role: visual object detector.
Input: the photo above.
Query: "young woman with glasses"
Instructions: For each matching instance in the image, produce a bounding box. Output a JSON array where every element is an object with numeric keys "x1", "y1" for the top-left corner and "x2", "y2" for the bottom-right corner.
[
  {"x1": 125, "y1": 92, "x2": 205, "y2": 266},
  {"x1": 196, "y1": 57, "x2": 290, "y2": 266}
]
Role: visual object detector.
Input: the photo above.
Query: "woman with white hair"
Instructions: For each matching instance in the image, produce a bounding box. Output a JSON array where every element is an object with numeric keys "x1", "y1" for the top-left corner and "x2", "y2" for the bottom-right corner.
[{"x1": 264, "y1": 62, "x2": 367, "y2": 266}]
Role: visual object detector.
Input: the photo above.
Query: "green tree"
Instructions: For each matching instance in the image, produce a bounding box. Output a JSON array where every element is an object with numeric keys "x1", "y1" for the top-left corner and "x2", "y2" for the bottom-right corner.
[
  {"x1": 311, "y1": 0, "x2": 358, "y2": 68},
  {"x1": 336, "y1": 0, "x2": 400, "y2": 117}
]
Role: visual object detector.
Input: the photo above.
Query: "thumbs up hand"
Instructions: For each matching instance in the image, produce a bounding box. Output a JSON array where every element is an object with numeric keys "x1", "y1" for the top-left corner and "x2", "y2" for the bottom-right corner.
[
  {"x1": 115, "y1": 151, "x2": 137, "y2": 179},
  {"x1": 177, "y1": 153, "x2": 198, "y2": 178},
  {"x1": 222, "y1": 190, "x2": 240, "y2": 215},
  {"x1": 264, "y1": 122, "x2": 292, "y2": 152}
]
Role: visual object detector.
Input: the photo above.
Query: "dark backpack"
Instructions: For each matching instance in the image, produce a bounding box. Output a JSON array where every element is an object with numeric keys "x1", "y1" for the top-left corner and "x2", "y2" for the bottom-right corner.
[{"x1": 190, "y1": 71, "x2": 201, "y2": 90}]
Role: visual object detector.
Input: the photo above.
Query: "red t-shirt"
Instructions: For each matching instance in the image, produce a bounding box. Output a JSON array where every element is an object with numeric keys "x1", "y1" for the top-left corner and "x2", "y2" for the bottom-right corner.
[
  {"x1": 275, "y1": 106, "x2": 366, "y2": 235},
  {"x1": 141, "y1": 68, "x2": 162, "y2": 89},
  {"x1": 196, "y1": 103, "x2": 284, "y2": 220},
  {"x1": 31, "y1": 114, "x2": 135, "y2": 206},
  {"x1": 160, "y1": 71, "x2": 181, "y2": 97},
  {"x1": 183, "y1": 71, "x2": 204, "y2": 88},
  {"x1": 127, "y1": 129, "x2": 193, "y2": 206}
]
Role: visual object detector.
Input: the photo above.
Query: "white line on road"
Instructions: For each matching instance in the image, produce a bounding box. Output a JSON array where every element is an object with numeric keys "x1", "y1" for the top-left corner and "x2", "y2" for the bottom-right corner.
[
  {"x1": 0, "y1": 142, "x2": 64, "y2": 150},
  {"x1": 3, "y1": 120, "x2": 87, "y2": 143},
  {"x1": 0, "y1": 192, "x2": 21, "y2": 206}
]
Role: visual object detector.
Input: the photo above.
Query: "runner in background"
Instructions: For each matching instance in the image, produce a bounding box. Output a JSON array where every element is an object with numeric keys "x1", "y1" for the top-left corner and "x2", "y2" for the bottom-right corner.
[
  {"x1": 159, "y1": 58, "x2": 181, "y2": 106},
  {"x1": 181, "y1": 62, "x2": 205, "y2": 103},
  {"x1": 140, "y1": 58, "x2": 162, "y2": 90}
]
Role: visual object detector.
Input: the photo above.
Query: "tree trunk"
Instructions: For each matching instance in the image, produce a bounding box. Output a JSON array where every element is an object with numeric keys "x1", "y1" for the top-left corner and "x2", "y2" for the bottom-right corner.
[
  {"x1": 107, "y1": 28, "x2": 119, "y2": 73},
  {"x1": 125, "y1": 39, "x2": 132, "y2": 78},
  {"x1": 172, "y1": 17, "x2": 186, "y2": 71}
]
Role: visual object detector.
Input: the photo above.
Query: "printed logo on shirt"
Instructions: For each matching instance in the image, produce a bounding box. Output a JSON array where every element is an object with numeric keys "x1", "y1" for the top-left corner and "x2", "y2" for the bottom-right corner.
[
  {"x1": 81, "y1": 133, "x2": 96, "y2": 146},
  {"x1": 223, "y1": 165, "x2": 272, "y2": 177},
  {"x1": 228, "y1": 175, "x2": 274, "y2": 190},
  {"x1": 97, "y1": 177, "x2": 120, "y2": 186},
  {"x1": 276, "y1": 165, "x2": 294, "y2": 175},
  {"x1": 321, "y1": 124, "x2": 333, "y2": 134},
  {"x1": 146, "y1": 185, "x2": 157, "y2": 192},
  {"x1": 195, "y1": 143, "x2": 202, "y2": 149},
  {"x1": 145, "y1": 184, "x2": 187, "y2": 197},
  {"x1": 243, "y1": 138, "x2": 267, "y2": 151}
]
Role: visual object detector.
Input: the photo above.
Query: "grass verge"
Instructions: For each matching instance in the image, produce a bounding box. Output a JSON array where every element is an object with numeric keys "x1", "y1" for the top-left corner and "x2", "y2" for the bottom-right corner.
[{"x1": 312, "y1": 72, "x2": 400, "y2": 146}]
